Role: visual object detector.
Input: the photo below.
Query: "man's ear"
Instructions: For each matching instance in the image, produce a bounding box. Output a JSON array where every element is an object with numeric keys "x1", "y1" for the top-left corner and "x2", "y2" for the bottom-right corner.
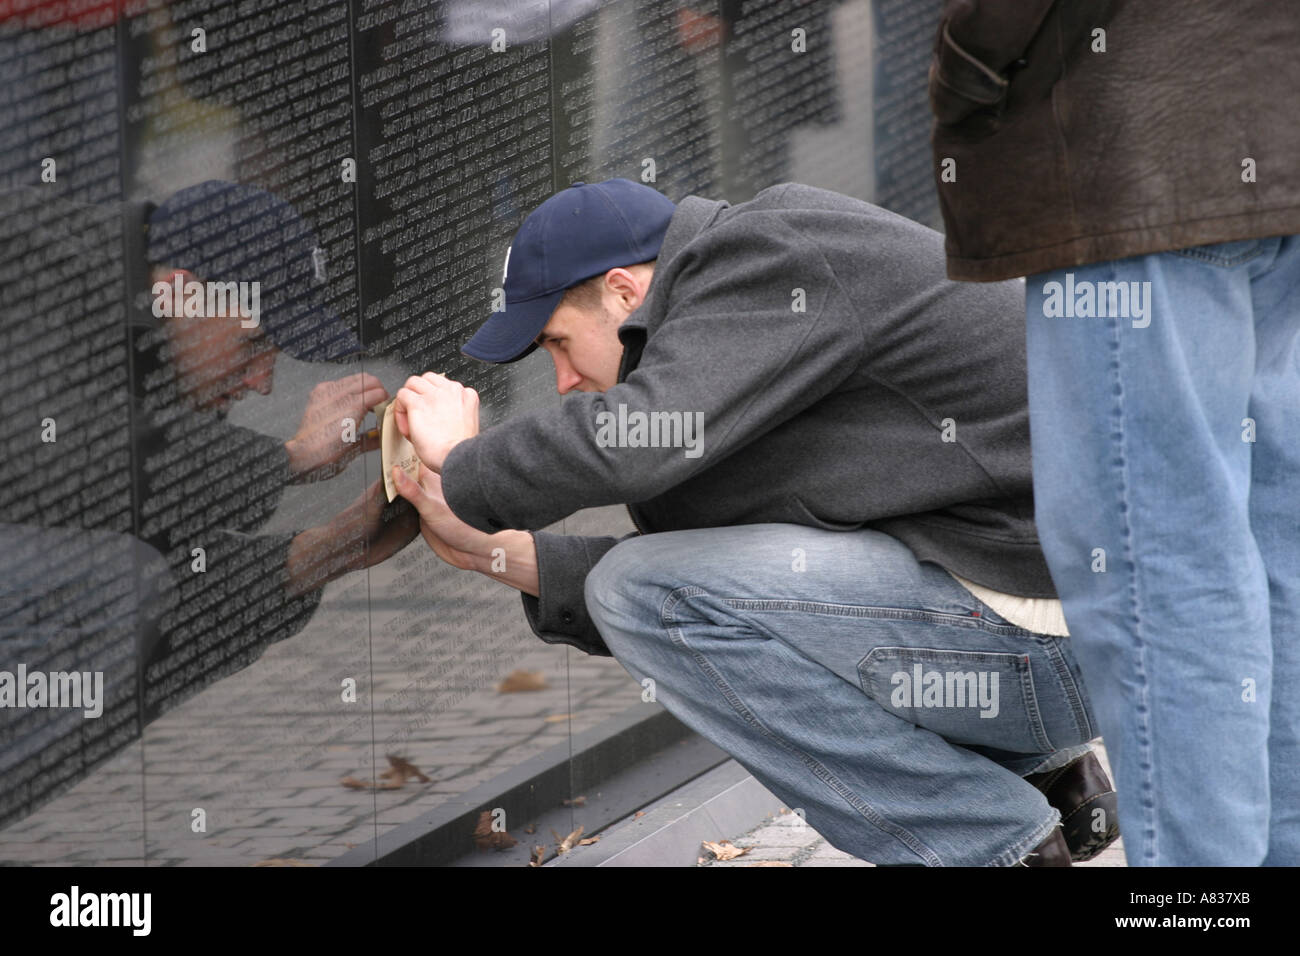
[{"x1": 607, "y1": 267, "x2": 646, "y2": 314}]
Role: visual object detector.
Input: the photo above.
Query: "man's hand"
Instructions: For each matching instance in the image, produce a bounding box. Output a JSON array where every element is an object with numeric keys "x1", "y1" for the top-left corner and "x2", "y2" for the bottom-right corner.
[
  {"x1": 392, "y1": 463, "x2": 491, "y2": 570},
  {"x1": 393, "y1": 462, "x2": 539, "y2": 596},
  {"x1": 285, "y1": 372, "x2": 389, "y2": 482},
  {"x1": 392, "y1": 372, "x2": 479, "y2": 473},
  {"x1": 286, "y1": 478, "x2": 420, "y2": 596}
]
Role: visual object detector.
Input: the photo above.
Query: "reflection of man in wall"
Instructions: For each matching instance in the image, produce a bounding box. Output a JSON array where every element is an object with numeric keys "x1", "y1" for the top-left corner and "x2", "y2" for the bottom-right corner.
[
  {"x1": 0, "y1": 182, "x2": 415, "y2": 826},
  {"x1": 391, "y1": 179, "x2": 1119, "y2": 867},
  {"x1": 131, "y1": 181, "x2": 417, "y2": 706}
]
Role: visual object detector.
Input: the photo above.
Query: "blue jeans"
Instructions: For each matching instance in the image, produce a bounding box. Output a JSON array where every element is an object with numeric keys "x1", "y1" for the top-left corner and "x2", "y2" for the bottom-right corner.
[
  {"x1": 584, "y1": 524, "x2": 1098, "y2": 865},
  {"x1": 1025, "y1": 236, "x2": 1300, "y2": 866}
]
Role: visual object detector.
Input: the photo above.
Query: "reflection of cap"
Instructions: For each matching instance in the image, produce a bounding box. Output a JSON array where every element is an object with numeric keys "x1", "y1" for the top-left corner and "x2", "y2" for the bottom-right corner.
[
  {"x1": 146, "y1": 181, "x2": 362, "y2": 362},
  {"x1": 462, "y1": 179, "x2": 676, "y2": 364}
]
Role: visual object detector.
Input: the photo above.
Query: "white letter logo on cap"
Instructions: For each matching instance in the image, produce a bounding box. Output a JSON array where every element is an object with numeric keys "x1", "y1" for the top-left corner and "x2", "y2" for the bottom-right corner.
[{"x1": 502, "y1": 245, "x2": 511, "y2": 283}]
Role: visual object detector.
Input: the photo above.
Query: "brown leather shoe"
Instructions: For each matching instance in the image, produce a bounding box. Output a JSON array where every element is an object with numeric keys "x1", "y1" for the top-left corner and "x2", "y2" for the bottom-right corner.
[
  {"x1": 1024, "y1": 751, "x2": 1120, "y2": 861},
  {"x1": 1015, "y1": 827, "x2": 1072, "y2": 866}
]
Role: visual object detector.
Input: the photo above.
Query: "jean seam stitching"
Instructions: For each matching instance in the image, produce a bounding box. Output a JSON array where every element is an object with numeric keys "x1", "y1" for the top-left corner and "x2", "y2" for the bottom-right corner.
[
  {"x1": 997, "y1": 813, "x2": 1063, "y2": 867},
  {"x1": 721, "y1": 598, "x2": 1037, "y2": 635},
  {"x1": 1108, "y1": 305, "x2": 1158, "y2": 864},
  {"x1": 1039, "y1": 637, "x2": 1094, "y2": 742},
  {"x1": 1168, "y1": 243, "x2": 1265, "y2": 267},
  {"x1": 1017, "y1": 655, "x2": 1054, "y2": 752},
  {"x1": 661, "y1": 585, "x2": 942, "y2": 866}
]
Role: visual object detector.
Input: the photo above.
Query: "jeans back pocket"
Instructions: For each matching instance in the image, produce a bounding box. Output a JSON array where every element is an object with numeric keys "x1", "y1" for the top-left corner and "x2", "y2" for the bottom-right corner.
[{"x1": 859, "y1": 646, "x2": 1053, "y2": 753}]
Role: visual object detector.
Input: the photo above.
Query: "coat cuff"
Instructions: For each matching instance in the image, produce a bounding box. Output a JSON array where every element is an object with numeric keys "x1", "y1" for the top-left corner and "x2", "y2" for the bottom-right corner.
[{"x1": 519, "y1": 530, "x2": 630, "y2": 657}]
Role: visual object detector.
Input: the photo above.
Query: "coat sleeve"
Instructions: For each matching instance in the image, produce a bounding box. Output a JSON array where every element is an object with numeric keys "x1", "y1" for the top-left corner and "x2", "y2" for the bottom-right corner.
[
  {"x1": 440, "y1": 212, "x2": 864, "y2": 535},
  {"x1": 519, "y1": 529, "x2": 643, "y2": 657}
]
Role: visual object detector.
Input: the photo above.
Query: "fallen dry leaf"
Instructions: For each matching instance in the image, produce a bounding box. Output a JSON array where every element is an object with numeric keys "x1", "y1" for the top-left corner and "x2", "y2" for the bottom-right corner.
[
  {"x1": 529, "y1": 845, "x2": 546, "y2": 867},
  {"x1": 543, "y1": 713, "x2": 573, "y2": 723},
  {"x1": 554, "y1": 825, "x2": 584, "y2": 854},
  {"x1": 473, "y1": 810, "x2": 519, "y2": 851},
  {"x1": 381, "y1": 754, "x2": 431, "y2": 784},
  {"x1": 341, "y1": 755, "x2": 431, "y2": 791},
  {"x1": 634, "y1": 811, "x2": 646, "y2": 819},
  {"x1": 748, "y1": 861, "x2": 794, "y2": 867},
  {"x1": 498, "y1": 669, "x2": 548, "y2": 693},
  {"x1": 524, "y1": 823, "x2": 537, "y2": 835},
  {"x1": 702, "y1": 839, "x2": 751, "y2": 861},
  {"x1": 561, "y1": 795, "x2": 587, "y2": 808},
  {"x1": 578, "y1": 836, "x2": 600, "y2": 846}
]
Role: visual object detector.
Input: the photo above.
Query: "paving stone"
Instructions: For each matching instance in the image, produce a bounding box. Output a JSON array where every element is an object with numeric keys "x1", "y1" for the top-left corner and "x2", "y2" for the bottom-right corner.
[
  {"x1": 807, "y1": 841, "x2": 857, "y2": 860},
  {"x1": 738, "y1": 824, "x2": 823, "y2": 848},
  {"x1": 799, "y1": 858, "x2": 874, "y2": 867},
  {"x1": 699, "y1": 859, "x2": 782, "y2": 868},
  {"x1": 717, "y1": 845, "x2": 805, "y2": 862}
]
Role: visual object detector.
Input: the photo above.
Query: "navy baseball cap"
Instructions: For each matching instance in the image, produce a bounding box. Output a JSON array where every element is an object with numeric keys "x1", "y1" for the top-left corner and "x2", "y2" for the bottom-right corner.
[
  {"x1": 462, "y1": 179, "x2": 676, "y2": 363},
  {"x1": 146, "y1": 181, "x2": 363, "y2": 362}
]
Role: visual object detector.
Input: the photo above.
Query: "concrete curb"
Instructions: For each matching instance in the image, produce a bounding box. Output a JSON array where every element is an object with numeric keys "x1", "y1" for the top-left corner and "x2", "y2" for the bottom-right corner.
[{"x1": 549, "y1": 760, "x2": 783, "y2": 867}]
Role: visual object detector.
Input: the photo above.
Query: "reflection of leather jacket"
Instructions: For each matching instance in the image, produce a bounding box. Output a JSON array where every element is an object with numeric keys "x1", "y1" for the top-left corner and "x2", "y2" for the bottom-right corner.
[{"x1": 928, "y1": 0, "x2": 1300, "y2": 281}]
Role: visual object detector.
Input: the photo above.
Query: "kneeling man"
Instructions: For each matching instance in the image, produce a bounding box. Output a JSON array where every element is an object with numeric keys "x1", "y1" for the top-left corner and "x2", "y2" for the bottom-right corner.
[{"x1": 392, "y1": 179, "x2": 1117, "y2": 866}]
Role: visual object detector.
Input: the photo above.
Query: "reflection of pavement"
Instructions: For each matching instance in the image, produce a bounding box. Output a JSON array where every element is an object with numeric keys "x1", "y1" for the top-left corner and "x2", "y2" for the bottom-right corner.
[
  {"x1": 695, "y1": 742, "x2": 1128, "y2": 867},
  {"x1": 0, "y1": 506, "x2": 641, "y2": 866}
]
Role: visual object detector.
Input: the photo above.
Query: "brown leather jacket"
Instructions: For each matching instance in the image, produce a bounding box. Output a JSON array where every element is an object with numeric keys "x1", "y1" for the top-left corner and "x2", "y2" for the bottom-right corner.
[{"x1": 928, "y1": 0, "x2": 1300, "y2": 281}]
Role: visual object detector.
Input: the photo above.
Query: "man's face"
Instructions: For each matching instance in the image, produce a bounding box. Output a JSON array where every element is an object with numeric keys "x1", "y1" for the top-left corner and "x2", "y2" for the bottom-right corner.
[
  {"x1": 155, "y1": 268, "x2": 279, "y2": 412},
  {"x1": 535, "y1": 265, "x2": 652, "y2": 394}
]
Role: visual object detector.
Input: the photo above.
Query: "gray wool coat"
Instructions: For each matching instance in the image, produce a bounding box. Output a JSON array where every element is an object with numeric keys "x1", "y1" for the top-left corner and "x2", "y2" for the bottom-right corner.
[{"x1": 441, "y1": 183, "x2": 1052, "y2": 656}]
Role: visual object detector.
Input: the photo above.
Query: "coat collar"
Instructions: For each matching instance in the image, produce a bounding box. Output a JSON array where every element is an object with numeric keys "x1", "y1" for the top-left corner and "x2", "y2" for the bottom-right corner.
[{"x1": 615, "y1": 194, "x2": 729, "y2": 377}]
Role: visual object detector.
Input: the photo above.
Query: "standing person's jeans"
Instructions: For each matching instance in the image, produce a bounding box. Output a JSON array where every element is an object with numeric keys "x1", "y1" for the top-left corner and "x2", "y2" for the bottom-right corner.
[
  {"x1": 584, "y1": 523, "x2": 1098, "y2": 866},
  {"x1": 1025, "y1": 236, "x2": 1300, "y2": 866}
]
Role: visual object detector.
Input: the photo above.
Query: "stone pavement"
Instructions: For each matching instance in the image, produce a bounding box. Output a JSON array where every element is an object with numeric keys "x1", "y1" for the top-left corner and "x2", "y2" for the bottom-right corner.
[{"x1": 695, "y1": 743, "x2": 1128, "y2": 867}]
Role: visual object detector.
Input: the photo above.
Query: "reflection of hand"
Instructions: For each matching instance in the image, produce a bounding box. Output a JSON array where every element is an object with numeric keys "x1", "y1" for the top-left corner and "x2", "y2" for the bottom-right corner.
[
  {"x1": 392, "y1": 463, "x2": 492, "y2": 571},
  {"x1": 335, "y1": 478, "x2": 421, "y2": 572},
  {"x1": 286, "y1": 479, "x2": 419, "y2": 596},
  {"x1": 676, "y1": 8, "x2": 723, "y2": 53},
  {"x1": 286, "y1": 373, "x2": 389, "y2": 481},
  {"x1": 392, "y1": 372, "x2": 479, "y2": 473}
]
